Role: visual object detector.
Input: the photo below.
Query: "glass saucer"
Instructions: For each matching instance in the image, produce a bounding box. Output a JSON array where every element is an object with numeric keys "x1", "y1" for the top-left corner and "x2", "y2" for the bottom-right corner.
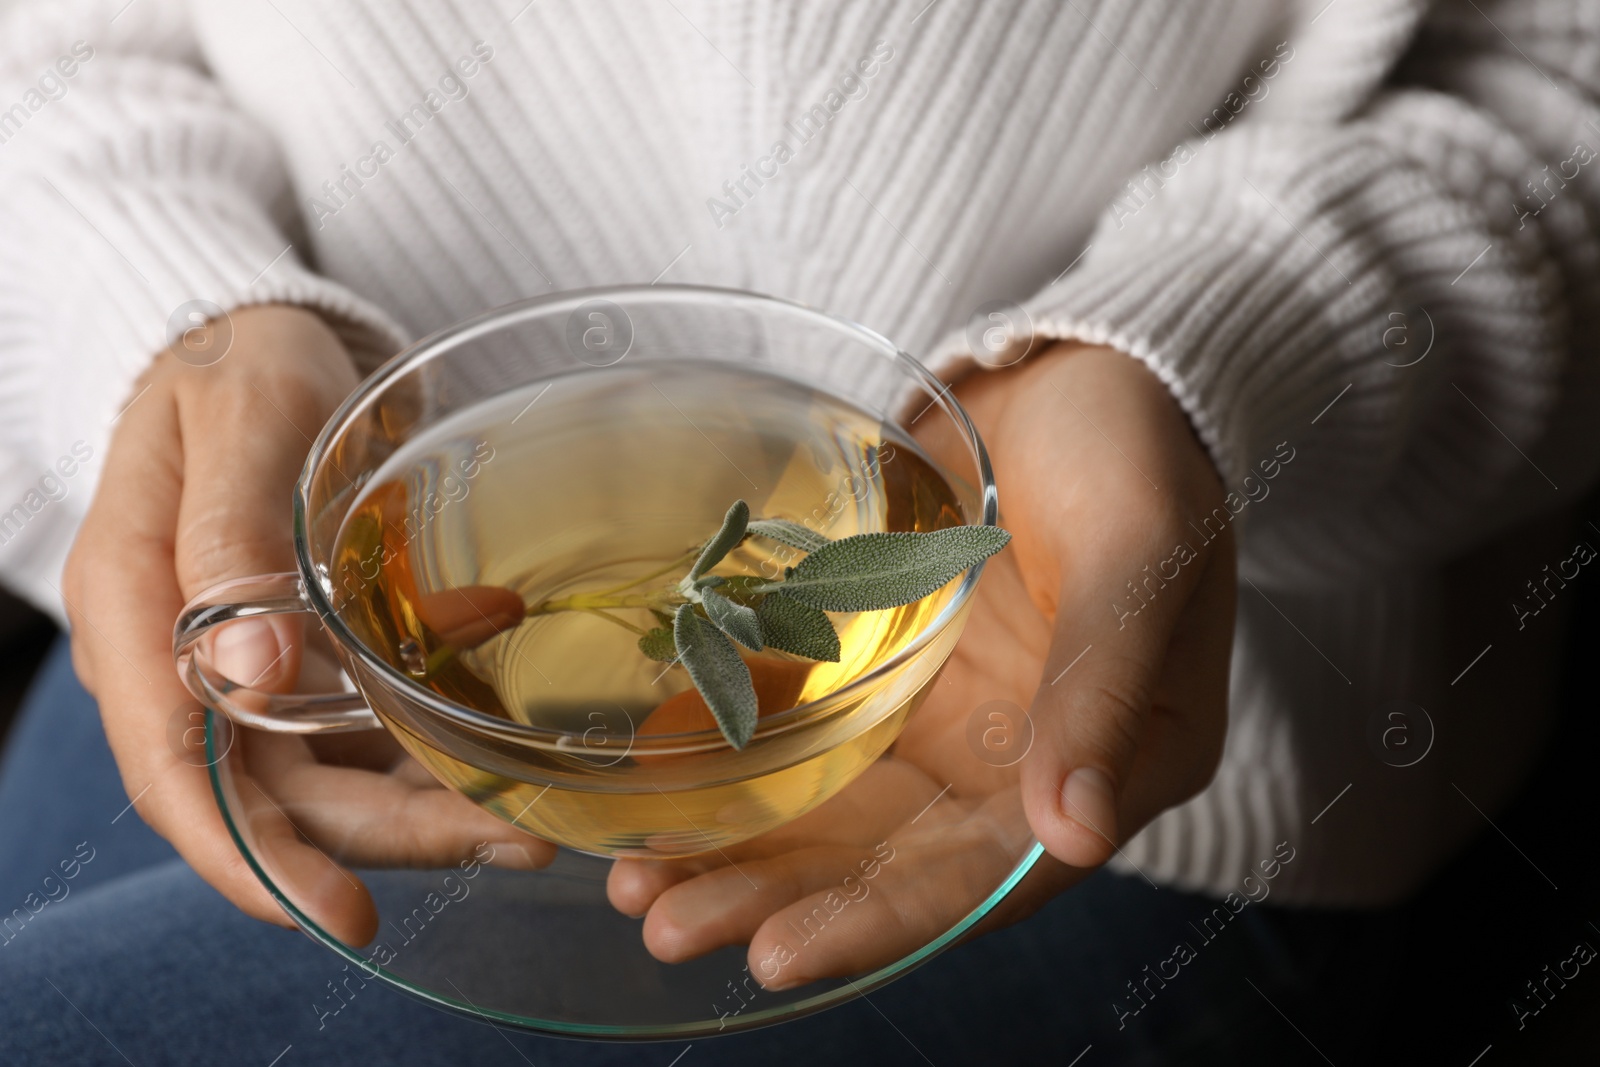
[{"x1": 206, "y1": 710, "x2": 1044, "y2": 1039}]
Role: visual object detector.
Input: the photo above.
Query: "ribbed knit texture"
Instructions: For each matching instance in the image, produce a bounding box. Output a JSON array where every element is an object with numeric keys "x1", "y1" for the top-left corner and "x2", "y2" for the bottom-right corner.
[{"x1": 2, "y1": 0, "x2": 1597, "y2": 904}]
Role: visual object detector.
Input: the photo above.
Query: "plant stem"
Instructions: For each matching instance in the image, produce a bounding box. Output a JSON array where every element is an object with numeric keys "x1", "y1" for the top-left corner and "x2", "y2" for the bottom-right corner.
[
  {"x1": 526, "y1": 590, "x2": 675, "y2": 616},
  {"x1": 418, "y1": 643, "x2": 459, "y2": 679},
  {"x1": 577, "y1": 607, "x2": 649, "y2": 636},
  {"x1": 579, "y1": 548, "x2": 701, "y2": 598}
]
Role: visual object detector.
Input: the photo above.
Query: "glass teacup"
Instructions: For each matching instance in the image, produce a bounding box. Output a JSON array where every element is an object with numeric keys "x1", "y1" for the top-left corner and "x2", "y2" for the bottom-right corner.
[{"x1": 173, "y1": 285, "x2": 1000, "y2": 857}]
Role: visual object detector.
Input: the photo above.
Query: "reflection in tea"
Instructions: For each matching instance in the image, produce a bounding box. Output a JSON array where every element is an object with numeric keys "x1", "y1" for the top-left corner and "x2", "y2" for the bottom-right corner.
[{"x1": 331, "y1": 363, "x2": 968, "y2": 855}]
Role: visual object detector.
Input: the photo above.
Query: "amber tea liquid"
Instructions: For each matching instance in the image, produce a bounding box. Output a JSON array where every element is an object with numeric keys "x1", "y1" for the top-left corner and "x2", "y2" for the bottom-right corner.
[{"x1": 330, "y1": 362, "x2": 968, "y2": 856}]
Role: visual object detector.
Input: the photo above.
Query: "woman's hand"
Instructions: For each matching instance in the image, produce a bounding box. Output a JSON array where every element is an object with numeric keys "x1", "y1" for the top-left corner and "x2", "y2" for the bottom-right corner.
[
  {"x1": 62, "y1": 304, "x2": 550, "y2": 945},
  {"x1": 607, "y1": 342, "x2": 1235, "y2": 987}
]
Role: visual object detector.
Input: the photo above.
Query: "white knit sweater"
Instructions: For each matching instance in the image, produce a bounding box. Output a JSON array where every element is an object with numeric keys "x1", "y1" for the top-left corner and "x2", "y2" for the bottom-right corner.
[{"x1": 2, "y1": 0, "x2": 1597, "y2": 905}]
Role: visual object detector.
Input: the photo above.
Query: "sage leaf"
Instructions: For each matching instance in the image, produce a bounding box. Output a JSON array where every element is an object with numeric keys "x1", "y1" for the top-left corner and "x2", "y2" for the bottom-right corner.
[
  {"x1": 673, "y1": 603, "x2": 758, "y2": 748},
  {"x1": 711, "y1": 574, "x2": 768, "y2": 606},
  {"x1": 638, "y1": 626, "x2": 677, "y2": 662},
  {"x1": 701, "y1": 588, "x2": 764, "y2": 651},
  {"x1": 746, "y1": 518, "x2": 830, "y2": 553},
  {"x1": 772, "y1": 526, "x2": 1011, "y2": 612},
  {"x1": 757, "y1": 592, "x2": 842, "y2": 662},
  {"x1": 690, "y1": 499, "x2": 750, "y2": 580}
]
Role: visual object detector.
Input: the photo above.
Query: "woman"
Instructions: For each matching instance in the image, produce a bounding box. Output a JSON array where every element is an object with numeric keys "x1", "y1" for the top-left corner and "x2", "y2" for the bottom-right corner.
[{"x1": 0, "y1": 0, "x2": 1594, "y2": 1062}]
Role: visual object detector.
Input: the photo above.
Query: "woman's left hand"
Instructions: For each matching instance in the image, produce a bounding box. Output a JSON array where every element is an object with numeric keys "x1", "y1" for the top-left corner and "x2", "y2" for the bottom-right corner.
[{"x1": 606, "y1": 342, "x2": 1236, "y2": 988}]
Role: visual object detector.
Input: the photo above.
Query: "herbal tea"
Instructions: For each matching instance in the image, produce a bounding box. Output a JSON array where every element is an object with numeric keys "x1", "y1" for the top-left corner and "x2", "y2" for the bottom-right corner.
[{"x1": 330, "y1": 362, "x2": 981, "y2": 856}]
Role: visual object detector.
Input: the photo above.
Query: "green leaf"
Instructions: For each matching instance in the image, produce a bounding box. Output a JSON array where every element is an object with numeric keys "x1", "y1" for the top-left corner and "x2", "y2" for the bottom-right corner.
[
  {"x1": 638, "y1": 626, "x2": 677, "y2": 662},
  {"x1": 701, "y1": 589, "x2": 763, "y2": 651},
  {"x1": 673, "y1": 604, "x2": 758, "y2": 748},
  {"x1": 771, "y1": 526, "x2": 1012, "y2": 612},
  {"x1": 711, "y1": 574, "x2": 768, "y2": 606},
  {"x1": 746, "y1": 518, "x2": 830, "y2": 553},
  {"x1": 757, "y1": 592, "x2": 842, "y2": 662},
  {"x1": 690, "y1": 500, "x2": 750, "y2": 580}
]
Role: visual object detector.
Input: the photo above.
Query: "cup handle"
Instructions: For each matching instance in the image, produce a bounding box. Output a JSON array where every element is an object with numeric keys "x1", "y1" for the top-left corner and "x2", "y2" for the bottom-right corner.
[{"x1": 173, "y1": 573, "x2": 382, "y2": 734}]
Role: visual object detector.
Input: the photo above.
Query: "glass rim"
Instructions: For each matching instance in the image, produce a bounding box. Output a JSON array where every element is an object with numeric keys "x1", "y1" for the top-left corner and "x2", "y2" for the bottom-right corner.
[{"x1": 293, "y1": 284, "x2": 1000, "y2": 751}]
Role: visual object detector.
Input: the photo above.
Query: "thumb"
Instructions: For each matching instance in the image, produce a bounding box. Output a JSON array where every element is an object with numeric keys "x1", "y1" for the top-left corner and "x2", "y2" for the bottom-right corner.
[
  {"x1": 172, "y1": 308, "x2": 358, "y2": 693},
  {"x1": 1020, "y1": 556, "x2": 1184, "y2": 869},
  {"x1": 174, "y1": 381, "x2": 329, "y2": 694}
]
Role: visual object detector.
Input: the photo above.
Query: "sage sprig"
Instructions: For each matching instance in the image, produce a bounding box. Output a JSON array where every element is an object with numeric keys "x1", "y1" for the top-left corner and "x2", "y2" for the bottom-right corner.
[
  {"x1": 420, "y1": 499, "x2": 1010, "y2": 750},
  {"x1": 620, "y1": 499, "x2": 1010, "y2": 749}
]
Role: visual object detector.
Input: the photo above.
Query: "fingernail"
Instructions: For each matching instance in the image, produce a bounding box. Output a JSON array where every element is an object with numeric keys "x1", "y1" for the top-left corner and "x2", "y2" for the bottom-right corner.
[
  {"x1": 1061, "y1": 767, "x2": 1117, "y2": 843},
  {"x1": 485, "y1": 842, "x2": 541, "y2": 871},
  {"x1": 211, "y1": 620, "x2": 284, "y2": 687}
]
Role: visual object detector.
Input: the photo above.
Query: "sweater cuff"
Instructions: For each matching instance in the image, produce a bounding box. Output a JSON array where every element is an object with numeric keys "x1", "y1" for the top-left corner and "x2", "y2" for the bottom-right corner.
[{"x1": 924, "y1": 174, "x2": 1386, "y2": 492}]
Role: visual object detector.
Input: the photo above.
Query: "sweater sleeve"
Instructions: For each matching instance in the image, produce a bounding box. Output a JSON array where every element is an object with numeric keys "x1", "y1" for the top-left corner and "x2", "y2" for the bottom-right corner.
[
  {"x1": 934, "y1": 0, "x2": 1600, "y2": 591},
  {"x1": 0, "y1": 0, "x2": 406, "y2": 622}
]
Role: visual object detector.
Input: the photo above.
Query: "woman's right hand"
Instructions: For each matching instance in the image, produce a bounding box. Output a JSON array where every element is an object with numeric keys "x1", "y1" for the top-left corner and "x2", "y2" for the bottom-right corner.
[{"x1": 62, "y1": 304, "x2": 550, "y2": 944}]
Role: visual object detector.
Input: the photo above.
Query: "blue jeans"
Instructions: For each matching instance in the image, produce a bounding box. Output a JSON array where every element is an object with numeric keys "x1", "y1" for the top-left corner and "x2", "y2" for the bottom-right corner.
[{"x1": 0, "y1": 641, "x2": 1397, "y2": 1065}]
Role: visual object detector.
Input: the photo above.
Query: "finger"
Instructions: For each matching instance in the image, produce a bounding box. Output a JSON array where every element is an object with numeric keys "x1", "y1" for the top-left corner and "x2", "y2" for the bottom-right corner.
[
  {"x1": 747, "y1": 797, "x2": 1044, "y2": 990},
  {"x1": 641, "y1": 845, "x2": 886, "y2": 963},
  {"x1": 230, "y1": 760, "x2": 380, "y2": 945},
  {"x1": 1115, "y1": 529, "x2": 1235, "y2": 825},
  {"x1": 248, "y1": 733, "x2": 556, "y2": 870},
  {"x1": 413, "y1": 586, "x2": 526, "y2": 650},
  {"x1": 1019, "y1": 538, "x2": 1196, "y2": 869},
  {"x1": 306, "y1": 720, "x2": 410, "y2": 773},
  {"x1": 606, "y1": 759, "x2": 943, "y2": 917},
  {"x1": 69, "y1": 387, "x2": 296, "y2": 930},
  {"x1": 173, "y1": 363, "x2": 330, "y2": 687},
  {"x1": 608, "y1": 858, "x2": 707, "y2": 918},
  {"x1": 636, "y1": 779, "x2": 1028, "y2": 967}
]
